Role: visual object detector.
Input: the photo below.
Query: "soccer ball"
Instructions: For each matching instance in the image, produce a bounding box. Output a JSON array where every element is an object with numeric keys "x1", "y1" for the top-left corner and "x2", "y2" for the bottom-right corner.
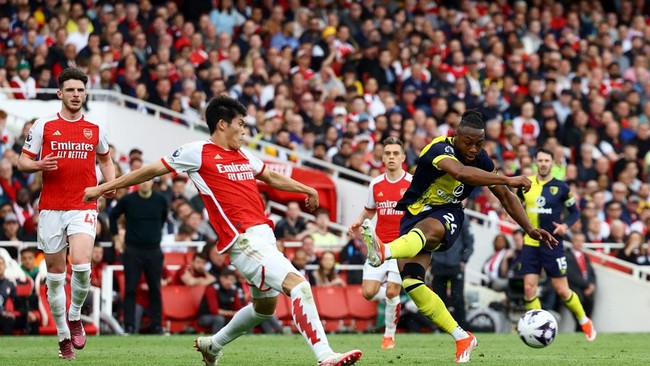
[{"x1": 517, "y1": 309, "x2": 558, "y2": 348}]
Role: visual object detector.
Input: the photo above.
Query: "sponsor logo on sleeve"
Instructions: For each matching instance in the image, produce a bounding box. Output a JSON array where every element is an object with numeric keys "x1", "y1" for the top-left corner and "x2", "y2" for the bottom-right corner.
[{"x1": 444, "y1": 145, "x2": 454, "y2": 155}]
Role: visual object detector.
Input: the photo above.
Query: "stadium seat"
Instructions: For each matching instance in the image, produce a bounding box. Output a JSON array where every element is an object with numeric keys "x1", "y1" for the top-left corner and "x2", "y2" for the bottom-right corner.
[
  {"x1": 164, "y1": 252, "x2": 187, "y2": 267},
  {"x1": 313, "y1": 286, "x2": 349, "y2": 333},
  {"x1": 161, "y1": 285, "x2": 206, "y2": 333},
  {"x1": 16, "y1": 277, "x2": 34, "y2": 297},
  {"x1": 274, "y1": 294, "x2": 292, "y2": 321},
  {"x1": 345, "y1": 285, "x2": 377, "y2": 332}
]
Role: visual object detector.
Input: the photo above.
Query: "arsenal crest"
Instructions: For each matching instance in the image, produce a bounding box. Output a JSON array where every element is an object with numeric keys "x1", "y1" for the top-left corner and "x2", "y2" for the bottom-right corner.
[
  {"x1": 83, "y1": 128, "x2": 92, "y2": 139},
  {"x1": 550, "y1": 186, "x2": 558, "y2": 195}
]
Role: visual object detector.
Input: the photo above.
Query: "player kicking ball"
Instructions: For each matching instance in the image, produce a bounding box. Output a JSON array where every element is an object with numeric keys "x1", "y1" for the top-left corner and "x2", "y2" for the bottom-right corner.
[
  {"x1": 360, "y1": 110, "x2": 557, "y2": 363},
  {"x1": 83, "y1": 96, "x2": 361, "y2": 366},
  {"x1": 349, "y1": 137, "x2": 411, "y2": 349}
]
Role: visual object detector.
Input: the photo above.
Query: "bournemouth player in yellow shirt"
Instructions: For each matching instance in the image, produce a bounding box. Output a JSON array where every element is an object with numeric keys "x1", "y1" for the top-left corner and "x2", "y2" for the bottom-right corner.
[
  {"x1": 360, "y1": 110, "x2": 556, "y2": 363},
  {"x1": 516, "y1": 148, "x2": 596, "y2": 341}
]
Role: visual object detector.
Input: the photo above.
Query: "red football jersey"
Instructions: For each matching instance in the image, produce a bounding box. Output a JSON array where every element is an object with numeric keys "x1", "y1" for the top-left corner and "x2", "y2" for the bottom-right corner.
[
  {"x1": 22, "y1": 113, "x2": 109, "y2": 210},
  {"x1": 162, "y1": 141, "x2": 272, "y2": 253},
  {"x1": 365, "y1": 171, "x2": 412, "y2": 242}
]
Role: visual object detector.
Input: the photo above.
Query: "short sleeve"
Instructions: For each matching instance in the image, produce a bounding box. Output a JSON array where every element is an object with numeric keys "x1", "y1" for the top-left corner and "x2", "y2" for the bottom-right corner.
[
  {"x1": 97, "y1": 125, "x2": 110, "y2": 155},
  {"x1": 161, "y1": 142, "x2": 204, "y2": 174},
  {"x1": 22, "y1": 119, "x2": 45, "y2": 158},
  {"x1": 240, "y1": 148, "x2": 265, "y2": 176},
  {"x1": 365, "y1": 179, "x2": 377, "y2": 210},
  {"x1": 430, "y1": 143, "x2": 459, "y2": 169}
]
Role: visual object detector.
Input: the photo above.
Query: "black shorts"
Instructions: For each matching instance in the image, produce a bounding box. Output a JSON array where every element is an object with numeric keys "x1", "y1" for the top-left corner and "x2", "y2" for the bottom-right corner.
[
  {"x1": 518, "y1": 242, "x2": 567, "y2": 278},
  {"x1": 399, "y1": 205, "x2": 464, "y2": 252}
]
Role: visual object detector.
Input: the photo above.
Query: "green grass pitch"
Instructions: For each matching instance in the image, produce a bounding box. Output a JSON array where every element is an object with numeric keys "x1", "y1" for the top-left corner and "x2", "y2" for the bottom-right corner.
[{"x1": 1, "y1": 333, "x2": 649, "y2": 365}]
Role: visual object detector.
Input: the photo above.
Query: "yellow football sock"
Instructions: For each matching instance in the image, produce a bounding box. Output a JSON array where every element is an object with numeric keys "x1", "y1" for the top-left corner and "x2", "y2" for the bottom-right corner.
[
  {"x1": 403, "y1": 277, "x2": 457, "y2": 334},
  {"x1": 524, "y1": 296, "x2": 542, "y2": 310},
  {"x1": 563, "y1": 291, "x2": 586, "y2": 321},
  {"x1": 387, "y1": 228, "x2": 426, "y2": 259}
]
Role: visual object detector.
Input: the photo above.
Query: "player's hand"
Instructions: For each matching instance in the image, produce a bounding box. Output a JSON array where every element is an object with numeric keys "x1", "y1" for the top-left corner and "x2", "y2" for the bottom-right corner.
[
  {"x1": 38, "y1": 153, "x2": 61, "y2": 171},
  {"x1": 348, "y1": 220, "x2": 362, "y2": 236},
  {"x1": 102, "y1": 189, "x2": 116, "y2": 198},
  {"x1": 507, "y1": 176, "x2": 532, "y2": 192},
  {"x1": 528, "y1": 228, "x2": 559, "y2": 249},
  {"x1": 304, "y1": 189, "x2": 319, "y2": 212},
  {"x1": 552, "y1": 221, "x2": 568, "y2": 236},
  {"x1": 83, "y1": 186, "x2": 103, "y2": 203}
]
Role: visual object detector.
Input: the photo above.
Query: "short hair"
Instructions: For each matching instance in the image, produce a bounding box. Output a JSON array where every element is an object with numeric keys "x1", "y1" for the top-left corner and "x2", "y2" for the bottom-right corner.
[
  {"x1": 535, "y1": 148, "x2": 554, "y2": 159},
  {"x1": 458, "y1": 109, "x2": 484, "y2": 130},
  {"x1": 204, "y1": 95, "x2": 247, "y2": 134},
  {"x1": 58, "y1": 68, "x2": 88, "y2": 88},
  {"x1": 382, "y1": 136, "x2": 404, "y2": 151}
]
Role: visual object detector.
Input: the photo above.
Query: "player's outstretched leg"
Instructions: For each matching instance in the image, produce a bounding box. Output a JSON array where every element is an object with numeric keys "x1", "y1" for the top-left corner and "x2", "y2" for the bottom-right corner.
[
  {"x1": 197, "y1": 303, "x2": 273, "y2": 364},
  {"x1": 290, "y1": 281, "x2": 362, "y2": 365},
  {"x1": 68, "y1": 263, "x2": 91, "y2": 349},
  {"x1": 361, "y1": 219, "x2": 427, "y2": 267},
  {"x1": 402, "y1": 260, "x2": 476, "y2": 363},
  {"x1": 47, "y1": 272, "x2": 75, "y2": 359}
]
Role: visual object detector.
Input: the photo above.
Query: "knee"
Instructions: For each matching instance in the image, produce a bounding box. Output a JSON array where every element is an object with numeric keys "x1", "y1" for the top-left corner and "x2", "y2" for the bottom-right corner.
[
  {"x1": 386, "y1": 285, "x2": 401, "y2": 299},
  {"x1": 253, "y1": 297, "x2": 278, "y2": 316},
  {"x1": 282, "y1": 272, "x2": 308, "y2": 295},
  {"x1": 400, "y1": 263, "x2": 426, "y2": 289},
  {"x1": 361, "y1": 287, "x2": 376, "y2": 301}
]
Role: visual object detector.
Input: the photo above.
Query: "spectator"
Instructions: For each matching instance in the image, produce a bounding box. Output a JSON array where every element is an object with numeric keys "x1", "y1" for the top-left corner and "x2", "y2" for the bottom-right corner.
[
  {"x1": 310, "y1": 251, "x2": 345, "y2": 287},
  {"x1": 274, "y1": 201, "x2": 308, "y2": 241},
  {"x1": 481, "y1": 234, "x2": 511, "y2": 292},
  {"x1": 339, "y1": 231, "x2": 367, "y2": 285},
  {"x1": 205, "y1": 244, "x2": 230, "y2": 279},
  {"x1": 197, "y1": 267, "x2": 243, "y2": 333},
  {"x1": 565, "y1": 233, "x2": 597, "y2": 330},
  {"x1": 618, "y1": 231, "x2": 644, "y2": 264},
  {"x1": 290, "y1": 248, "x2": 313, "y2": 283},
  {"x1": 175, "y1": 252, "x2": 216, "y2": 287},
  {"x1": 304, "y1": 208, "x2": 339, "y2": 249},
  {"x1": 0, "y1": 213, "x2": 23, "y2": 242},
  {"x1": 9, "y1": 60, "x2": 36, "y2": 99},
  {"x1": 19, "y1": 248, "x2": 38, "y2": 281},
  {"x1": 300, "y1": 235, "x2": 319, "y2": 265},
  {"x1": 0, "y1": 256, "x2": 18, "y2": 334},
  {"x1": 109, "y1": 178, "x2": 169, "y2": 334}
]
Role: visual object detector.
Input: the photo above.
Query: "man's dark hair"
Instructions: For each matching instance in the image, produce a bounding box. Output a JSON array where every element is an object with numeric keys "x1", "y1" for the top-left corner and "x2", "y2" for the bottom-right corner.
[
  {"x1": 204, "y1": 95, "x2": 247, "y2": 134},
  {"x1": 535, "y1": 147, "x2": 554, "y2": 159},
  {"x1": 458, "y1": 109, "x2": 484, "y2": 130},
  {"x1": 58, "y1": 68, "x2": 88, "y2": 88},
  {"x1": 382, "y1": 136, "x2": 404, "y2": 150}
]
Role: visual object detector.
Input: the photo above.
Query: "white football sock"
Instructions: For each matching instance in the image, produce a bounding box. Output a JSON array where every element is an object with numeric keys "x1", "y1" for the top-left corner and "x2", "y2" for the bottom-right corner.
[
  {"x1": 451, "y1": 326, "x2": 470, "y2": 341},
  {"x1": 370, "y1": 286, "x2": 386, "y2": 302},
  {"x1": 68, "y1": 263, "x2": 91, "y2": 321},
  {"x1": 384, "y1": 295, "x2": 401, "y2": 338},
  {"x1": 290, "y1": 281, "x2": 333, "y2": 362},
  {"x1": 46, "y1": 272, "x2": 70, "y2": 341},
  {"x1": 211, "y1": 303, "x2": 272, "y2": 352}
]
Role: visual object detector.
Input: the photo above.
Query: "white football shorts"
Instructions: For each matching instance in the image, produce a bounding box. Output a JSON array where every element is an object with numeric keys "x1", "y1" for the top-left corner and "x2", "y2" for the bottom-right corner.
[
  {"x1": 38, "y1": 210, "x2": 98, "y2": 254},
  {"x1": 229, "y1": 224, "x2": 301, "y2": 299},
  {"x1": 363, "y1": 258, "x2": 401, "y2": 284}
]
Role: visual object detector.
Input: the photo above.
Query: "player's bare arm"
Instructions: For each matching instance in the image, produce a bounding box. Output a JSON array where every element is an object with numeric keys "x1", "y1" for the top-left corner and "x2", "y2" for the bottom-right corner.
[
  {"x1": 489, "y1": 184, "x2": 558, "y2": 249},
  {"x1": 257, "y1": 168, "x2": 319, "y2": 211},
  {"x1": 349, "y1": 208, "x2": 376, "y2": 236},
  {"x1": 437, "y1": 158, "x2": 532, "y2": 192},
  {"x1": 17, "y1": 152, "x2": 62, "y2": 173},
  {"x1": 83, "y1": 160, "x2": 170, "y2": 202},
  {"x1": 97, "y1": 151, "x2": 116, "y2": 198}
]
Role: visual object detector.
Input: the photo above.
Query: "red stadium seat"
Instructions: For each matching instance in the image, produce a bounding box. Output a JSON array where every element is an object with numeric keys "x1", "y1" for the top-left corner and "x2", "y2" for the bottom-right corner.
[
  {"x1": 16, "y1": 277, "x2": 34, "y2": 297},
  {"x1": 313, "y1": 286, "x2": 349, "y2": 333},
  {"x1": 345, "y1": 285, "x2": 377, "y2": 332},
  {"x1": 164, "y1": 252, "x2": 187, "y2": 267},
  {"x1": 274, "y1": 294, "x2": 292, "y2": 321},
  {"x1": 161, "y1": 285, "x2": 206, "y2": 333}
]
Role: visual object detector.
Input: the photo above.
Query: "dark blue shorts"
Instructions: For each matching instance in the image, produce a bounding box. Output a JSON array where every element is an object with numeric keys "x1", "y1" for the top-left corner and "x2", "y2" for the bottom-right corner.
[
  {"x1": 519, "y1": 243, "x2": 567, "y2": 278},
  {"x1": 399, "y1": 205, "x2": 464, "y2": 252}
]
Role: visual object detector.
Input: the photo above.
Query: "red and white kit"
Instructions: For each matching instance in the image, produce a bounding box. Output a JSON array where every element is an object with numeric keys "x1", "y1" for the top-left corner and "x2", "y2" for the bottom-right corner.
[
  {"x1": 22, "y1": 113, "x2": 109, "y2": 253},
  {"x1": 162, "y1": 141, "x2": 299, "y2": 298},
  {"x1": 363, "y1": 172, "x2": 412, "y2": 282}
]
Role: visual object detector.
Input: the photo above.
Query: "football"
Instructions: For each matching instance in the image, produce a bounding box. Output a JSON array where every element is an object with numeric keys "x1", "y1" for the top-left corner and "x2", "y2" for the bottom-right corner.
[{"x1": 517, "y1": 309, "x2": 558, "y2": 348}]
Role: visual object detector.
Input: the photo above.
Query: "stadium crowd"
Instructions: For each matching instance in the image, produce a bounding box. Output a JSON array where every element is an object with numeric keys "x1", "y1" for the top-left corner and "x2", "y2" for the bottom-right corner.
[{"x1": 2, "y1": 0, "x2": 650, "y2": 336}]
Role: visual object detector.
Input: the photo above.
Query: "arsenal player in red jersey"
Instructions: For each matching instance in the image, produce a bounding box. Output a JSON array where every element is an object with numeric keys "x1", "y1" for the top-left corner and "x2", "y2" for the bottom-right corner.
[
  {"x1": 349, "y1": 137, "x2": 412, "y2": 350},
  {"x1": 18, "y1": 68, "x2": 116, "y2": 359},
  {"x1": 83, "y1": 95, "x2": 362, "y2": 366}
]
